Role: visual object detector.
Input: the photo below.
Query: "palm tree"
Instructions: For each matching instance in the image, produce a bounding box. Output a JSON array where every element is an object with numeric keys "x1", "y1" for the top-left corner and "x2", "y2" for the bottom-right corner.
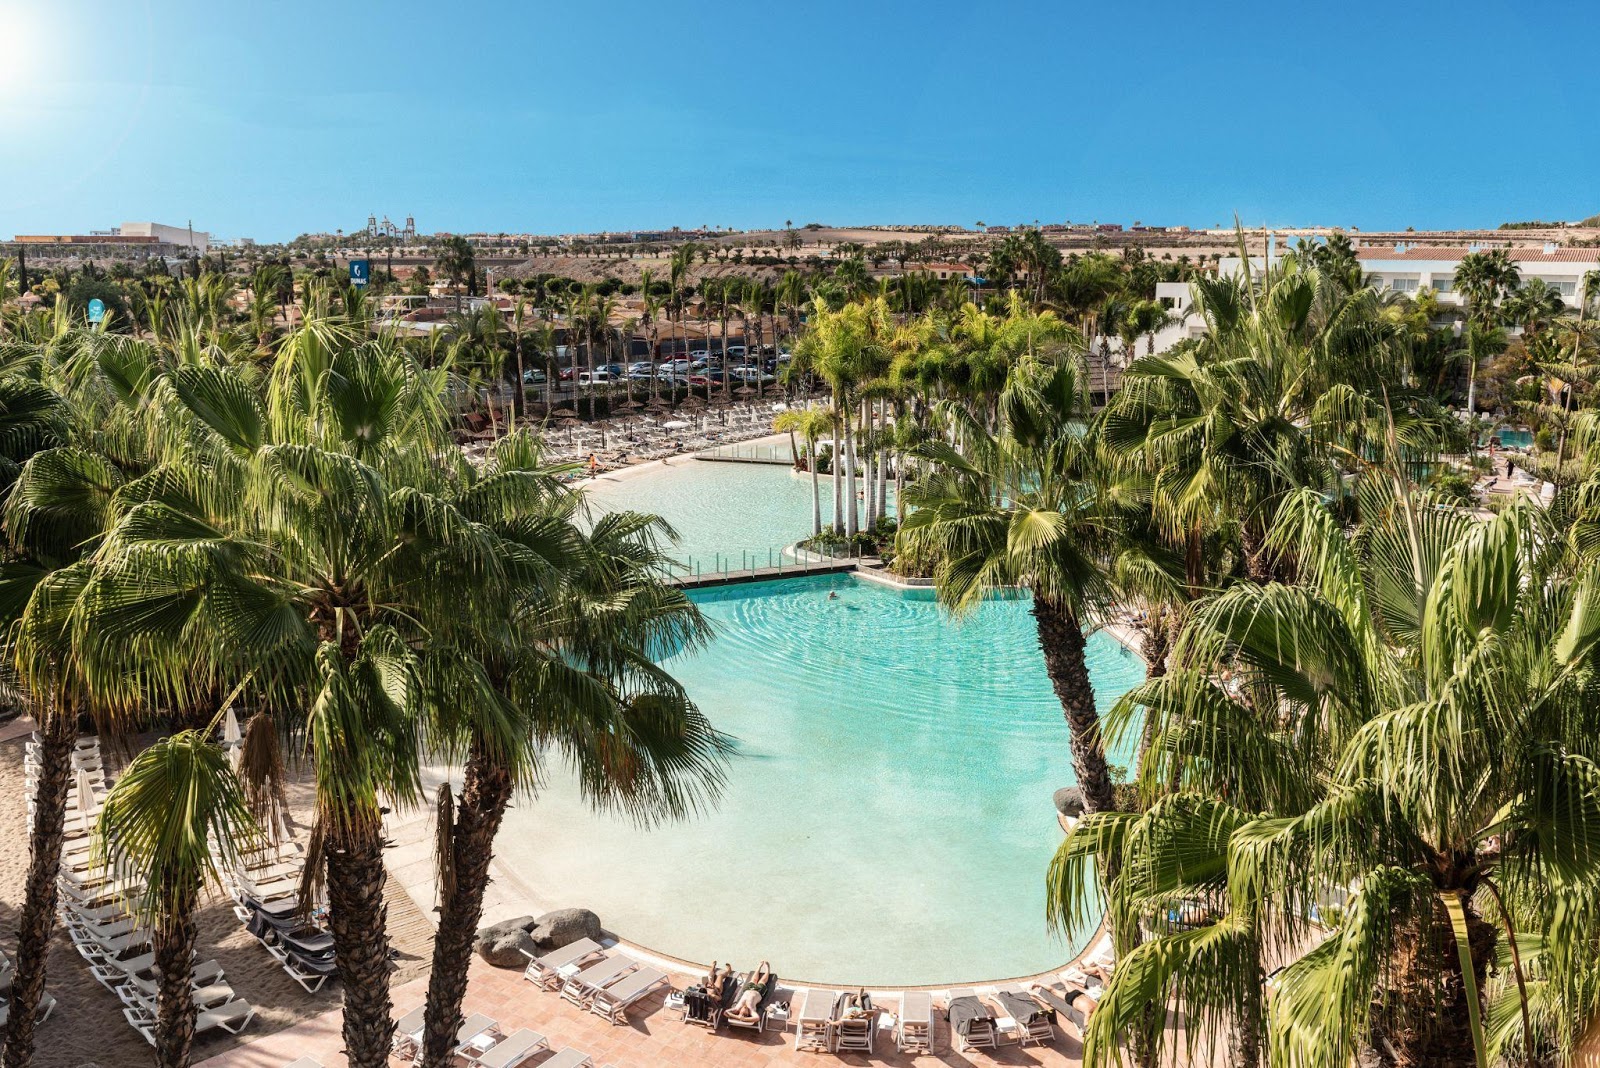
[
  {"x1": 93, "y1": 731, "x2": 259, "y2": 1068},
  {"x1": 1056, "y1": 479, "x2": 1600, "y2": 1068},
  {"x1": 71, "y1": 326, "x2": 464, "y2": 1068},
  {"x1": 414, "y1": 440, "x2": 728, "y2": 1067},
  {"x1": 773, "y1": 406, "x2": 836, "y2": 535},
  {"x1": 1453, "y1": 249, "x2": 1520, "y2": 414},
  {"x1": 900, "y1": 344, "x2": 1120, "y2": 816}
]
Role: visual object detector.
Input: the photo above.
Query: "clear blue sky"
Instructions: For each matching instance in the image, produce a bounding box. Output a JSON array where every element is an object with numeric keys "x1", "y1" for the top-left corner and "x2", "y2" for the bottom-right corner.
[{"x1": 4, "y1": 0, "x2": 1598, "y2": 242}]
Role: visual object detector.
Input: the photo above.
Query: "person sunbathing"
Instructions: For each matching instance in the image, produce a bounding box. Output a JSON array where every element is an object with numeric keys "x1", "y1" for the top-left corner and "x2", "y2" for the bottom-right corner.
[
  {"x1": 704, "y1": 960, "x2": 734, "y2": 999},
  {"x1": 726, "y1": 961, "x2": 773, "y2": 1021},
  {"x1": 838, "y1": 988, "x2": 874, "y2": 1019}
]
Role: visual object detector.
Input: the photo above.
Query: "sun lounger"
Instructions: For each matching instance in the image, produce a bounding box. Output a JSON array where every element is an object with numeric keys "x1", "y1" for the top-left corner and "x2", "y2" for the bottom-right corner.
[
  {"x1": 0, "y1": 992, "x2": 56, "y2": 1028},
  {"x1": 794, "y1": 988, "x2": 840, "y2": 1052},
  {"x1": 274, "y1": 945, "x2": 339, "y2": 993},
  {"x1": 519, "y1": 937, "x2": 605, "y2": 989},
  {"x1": 896, "y1": 990, "x2": 933, "y2": 1053},
  {"x1": 537, "y1": 1050, "x2": 593, "y2": 1068},
  {"x1": 113, "y1": 961, "x2": 226, "y2": 1003},
  {"x1": 125, "y1": 998, "x2": 255, "y2": 1045},
  {"x1": 469, "y1": 1028, "x2": 548, "y2": 1068},
  {"x1": 995, "y1": 985, "x2": 1055, "y2": 1046},
  {"x1": 947, "y1": 988, "x2": 997, "y2": 1051},
  {"x1": 589, "y1": 966, "x2": 669, "y2": 1024},
  {"x1": 724, "y1": 968, "x2": 782, "y2": 1031},
  {"x1": 559, "y1": 954, "x2": 638, "y2": 1008},
  {"x1": 391, "y1": 1005, "x2": 427, "y2": 1057},
  {"x1": 1029, "y1": 983, "x2": 1090, "y2": 1032},
  {"x1": 683, "y1": 969, "x2": 740, "y2": 1030},
  {"x1": 283, "y1": 1059, "x2": 324, "y2": 1068},
  {"x1": 447, "y1": 1013, "x2": 501, "y2": 1060}
]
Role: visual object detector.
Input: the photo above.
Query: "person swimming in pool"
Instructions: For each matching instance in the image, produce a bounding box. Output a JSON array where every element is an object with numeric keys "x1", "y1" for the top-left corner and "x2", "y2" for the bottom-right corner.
[{"x1": 828, "y1": 591, "x2": 839, "y2": 600}]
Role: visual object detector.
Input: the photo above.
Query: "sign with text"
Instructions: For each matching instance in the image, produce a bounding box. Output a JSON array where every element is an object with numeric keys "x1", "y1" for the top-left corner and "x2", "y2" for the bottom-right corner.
[{"x1": 349, "y1": 259, "x2": 370, "y2": 287}]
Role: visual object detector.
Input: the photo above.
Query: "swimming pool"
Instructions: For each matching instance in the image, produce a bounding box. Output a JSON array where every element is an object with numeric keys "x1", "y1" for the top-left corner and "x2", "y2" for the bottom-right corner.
[
  {"x1": 1486, "y1": 427, "x2": 1533, "y2": 449},
  {"x1": 493, "y1": 573, "x2": 1146, "y2": 985},
  {"x1": 582, "y1": 454, "x2": 853, "y2": 573}
]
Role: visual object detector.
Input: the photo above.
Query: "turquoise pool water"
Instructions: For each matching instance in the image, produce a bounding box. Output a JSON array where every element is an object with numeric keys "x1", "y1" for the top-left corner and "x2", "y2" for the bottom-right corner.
[
  {"x1": 1485, "y1": 427, "x2": 1533, "y2": 449},
  {"x1": 495, "y1": 573, "x2": 1146, "y2": 985},
  {"x1": 582, "y1": 455, "x2": 888, "y2": 574}
]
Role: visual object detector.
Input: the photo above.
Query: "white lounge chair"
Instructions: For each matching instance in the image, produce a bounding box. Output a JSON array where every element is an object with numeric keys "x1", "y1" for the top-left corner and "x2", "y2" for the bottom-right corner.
[
  {"x1": 538, "y1": 1050, "x2": 593, "y2": 1068},
  {"x1": 469, "y1": 1028, "x2": 547, "y2": 1068},
  {"x1": 390, "y1": 1004, "x2": 427, "y2": 1058},
  {"x1": 896, "y1": 990, "x2": 934, "y2": 1053},
  {"x1": 589, "y1": 966, "x2": 669, "y2": 1024},
  {"x1": 558, "y1": 954, "x2": 637, "y2": 1008},
  {"x1": 794, "y1": 988, "x2": 839, "y2": 1052},
  {"x1": 519, "y1": 937, "x2": 604, "y2": 989}
]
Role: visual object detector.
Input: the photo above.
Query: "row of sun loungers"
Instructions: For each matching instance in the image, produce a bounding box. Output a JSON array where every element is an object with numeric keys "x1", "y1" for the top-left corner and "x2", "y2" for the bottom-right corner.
[
  {"x1": 389, "y1": 1003, "x2": 618, "y2": 1068},
  {"x1": 225, "y1": 837, "x2": 340, "y2": 994},
  {"x1": 517, "y1": 940, "x2": 670, "y2": 1026},
  {"x1": 30, "y1": 733, "x2": 259, "y2": 1046}
]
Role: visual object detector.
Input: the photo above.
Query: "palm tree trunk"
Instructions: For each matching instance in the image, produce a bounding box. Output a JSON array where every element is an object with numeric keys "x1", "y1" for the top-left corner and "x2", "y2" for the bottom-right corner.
[
  {"x1": 325, "y1": 817, "x2": 396, "y2": 1068},
  {"x1": 831, "y1": 420, "x2": 843, "y2": 535},
  {"x1": 844, "y1": 412, "x2": 859, "y2": 538},
  {"x1": 3, "y1": 702, "x2": 74, "y2": 1068},
  {"x1": 1229, "y1": 926, "x2": 1264, "y2": 1068},
  {"x1": 419, "y1": 746, "x2": 514, "y2": 1068},
  {"x1": 862, "y1": 401, "x2": 876, "y2": 528},
  {"x1": 513, "y1": 334, "x2": 526, "y2": 432},
  {"x1": 877, "y1": 400, "x2": 890, "y2": 524},
  {"x1": 1373, "y1": 897, "x2": 1495, "y2": 1068},
  {"x1": 1029, "y1": 597, "x2": 1115, "y2": 815},
  {"x1": 809, "y1": 441, "x2": 822, "y2": 536},
  {"x1": 153, "y1": 887, "x2": 200, "y2": 1068},
  {"x1": 1240, "y1": 523, "x2": 1274, "y2": 584}
]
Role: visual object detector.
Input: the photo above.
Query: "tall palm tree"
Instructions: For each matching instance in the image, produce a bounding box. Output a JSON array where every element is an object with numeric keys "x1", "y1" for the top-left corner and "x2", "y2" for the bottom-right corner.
[
  {"x1": 415, "y1": 461, "x2": 728, "y2": 1067},
  {"x1": 1453, "y1": 249, "x2": 1520, "y2": 414},
  {"x1": 93, "y1": 731, "x2": 258, "y2": 1068},
  {"x1": 900, "y1": 344, "x2": 1120, "y2": 816},
  {"x1": 70, "y1": 326, "x2": 464, "y2": 1068},
  {"x1": 774, "y1": 406, "x2": 836, "y2": 535}
]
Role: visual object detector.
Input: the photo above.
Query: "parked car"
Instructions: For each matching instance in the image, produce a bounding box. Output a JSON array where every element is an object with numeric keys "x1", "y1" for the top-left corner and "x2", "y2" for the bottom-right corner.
[
  {"x1": 558, "y1": 367, "x2": 577, "y2": 380},
  {"x1": 577, "y1": 370, "x2": 613, "y2": 386},
  {"x1": 521, "y1": 368, "x2": 547, "y2": 384},
  {"x1": 600, "y1": 363, "x2": 625, "y2": 377},
  {"x1": 664, "y1": 358, "x2": 692, "y2": 373},
  {"x1": 686, "y1": 374, "x2": 711, "y2": 387},
  {"x1": 628, "y1": 361, "x2": 654, "y2": 374},
  {"x1": 627, "y1": 370, "x2": 655, "y2": 381}
]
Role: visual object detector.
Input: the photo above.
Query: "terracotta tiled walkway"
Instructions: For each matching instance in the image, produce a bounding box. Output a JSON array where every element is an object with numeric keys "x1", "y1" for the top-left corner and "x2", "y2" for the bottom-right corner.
[{"x1": 196, "y1": 956, "x2": 1088, "y2": 1067}]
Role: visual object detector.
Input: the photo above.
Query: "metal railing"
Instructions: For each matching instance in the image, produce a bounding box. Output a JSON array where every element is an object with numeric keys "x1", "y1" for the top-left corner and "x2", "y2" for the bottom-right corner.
[{"x1": 668, "y1": 547, "x2": 865, "y2": 587}]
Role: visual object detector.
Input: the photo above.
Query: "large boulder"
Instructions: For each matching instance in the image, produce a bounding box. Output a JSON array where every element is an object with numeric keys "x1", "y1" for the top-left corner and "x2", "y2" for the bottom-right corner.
[
  {"x1": 529, "y1": 908, "x2": 603, "y2": 952},
  {"x1": 475, "y1": 915, "x2": 538, "y2": 968}
]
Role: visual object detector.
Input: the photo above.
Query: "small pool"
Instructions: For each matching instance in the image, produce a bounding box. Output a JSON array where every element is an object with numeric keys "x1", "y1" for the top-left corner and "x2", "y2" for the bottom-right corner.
[
  {"x1": 1485, "y1": 427, "x2": 1533, "y2": 449},
  {"x1": 494, "y1": 574, "x2": 1145, "y2": 985}
]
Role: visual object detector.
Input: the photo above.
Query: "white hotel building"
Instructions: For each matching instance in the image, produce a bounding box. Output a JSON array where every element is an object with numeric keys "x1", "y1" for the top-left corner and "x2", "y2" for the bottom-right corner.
[
  {"x1": 1350, "y1": 244, "x2": 1599, "y2": 307},
  {"x1": 1108, "y1": 244, "x2": 1600, "y2": 368}
]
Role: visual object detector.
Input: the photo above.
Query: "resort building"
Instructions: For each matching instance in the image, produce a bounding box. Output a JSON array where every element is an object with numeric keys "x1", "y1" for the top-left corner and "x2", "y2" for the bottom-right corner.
[
  {"x1": 1352, "y1": 244, "x2": 1599, "y2": 306},
  {"x1": 1219, "y1": 245, "x2": 1600, "y2": 308}
]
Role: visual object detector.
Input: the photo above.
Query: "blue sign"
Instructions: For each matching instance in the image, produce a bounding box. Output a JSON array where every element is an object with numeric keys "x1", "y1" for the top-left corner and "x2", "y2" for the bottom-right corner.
[
  {"x1": 349, "y1": 259, "x2": 370, "y2": 287},
  {"x1": 87, "y1": 298, "x2": 106, "y2": 324}
]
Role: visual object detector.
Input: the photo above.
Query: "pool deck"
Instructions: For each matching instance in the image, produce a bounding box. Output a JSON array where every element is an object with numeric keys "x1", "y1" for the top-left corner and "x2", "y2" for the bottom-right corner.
[{"x1": 196, "y1": 953, "x2": 1098, "y2": 1067}]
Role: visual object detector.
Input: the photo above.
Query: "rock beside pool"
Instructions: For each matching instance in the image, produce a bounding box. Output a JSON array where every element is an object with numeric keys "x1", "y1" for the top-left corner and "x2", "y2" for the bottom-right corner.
[
  {"x1": 530, "y1": 908, "x2": 603, "y2": 951},
  {"x1": 1054, "y1": 787, "x2": 1086, "y2": 818},
  {"x1": 475, "y1": 908, "x2": 605, "y2": 968},
  {"x1": 476, "y1": 916, "x2": 539, "y2": 968}
]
